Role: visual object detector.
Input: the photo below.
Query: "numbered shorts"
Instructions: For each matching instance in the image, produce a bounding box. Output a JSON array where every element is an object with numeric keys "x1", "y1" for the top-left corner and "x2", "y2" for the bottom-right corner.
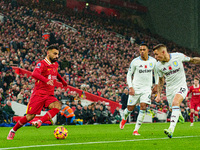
[
  {"x1": 127, "y1": 91, "x2": 151, "y2": 106},
  {"x1": 26, "y1": 94, "x2": 59, "y2": 115},
  {"x1": 166, "y1": 85, "x2": 188, "y2": 108}
]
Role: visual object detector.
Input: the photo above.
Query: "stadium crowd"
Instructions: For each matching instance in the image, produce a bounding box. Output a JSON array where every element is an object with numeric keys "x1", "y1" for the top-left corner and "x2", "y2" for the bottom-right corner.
[{"x1": 0, "y1": 0, "x2": 199, "y2": 124}]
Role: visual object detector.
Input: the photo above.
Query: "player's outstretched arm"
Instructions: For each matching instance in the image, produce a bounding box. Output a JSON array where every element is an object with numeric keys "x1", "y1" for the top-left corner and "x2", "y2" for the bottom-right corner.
[
  {"x1": 57, "y1": 73, "x2": 67, "y2": 87},
  {"x1": 189, "y1": 57, "x2": 200, "y2": 64}
]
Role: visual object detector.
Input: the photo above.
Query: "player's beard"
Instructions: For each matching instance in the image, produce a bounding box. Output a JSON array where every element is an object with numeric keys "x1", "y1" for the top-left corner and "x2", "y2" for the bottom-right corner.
[{"x1": 50, "y1": 57, "x2": 58, "y2": 63}]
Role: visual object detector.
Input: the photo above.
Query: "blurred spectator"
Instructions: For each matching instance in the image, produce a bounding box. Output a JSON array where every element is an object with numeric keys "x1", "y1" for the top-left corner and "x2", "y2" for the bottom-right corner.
[
  {"x1": 17, "y1": 89, "x2": 24, "y2": 102},
  {"x1": 70, "y1": 100, "x2": 77, "y2": 108},
  {"x1": 0, "y1": 104, "x2": 4, "y2": 123},
  {"x1": 74, "y1": 105, "x2": 83, "y2": 119},
  {"x1": 77, "y1": 100, "x2": 83, "y2": 107},
  {"x1": 60, "y1": 105, "x2": 76, "y2": 125},
  {"x1": 2, "y1": 100, "x2": 15, "y2": 123},
  {"x1": 81, "y1": 105, "x2": 88, "y2": 124},
  {"x1": 113, "y1": 106, "x2": 121, "y2": 124}
]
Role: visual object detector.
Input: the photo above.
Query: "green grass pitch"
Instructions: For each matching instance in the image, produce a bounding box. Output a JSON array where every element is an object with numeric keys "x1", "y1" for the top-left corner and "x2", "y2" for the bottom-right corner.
[{"x1": 0, "y1": 122, "x2": 200, "y2": 150}]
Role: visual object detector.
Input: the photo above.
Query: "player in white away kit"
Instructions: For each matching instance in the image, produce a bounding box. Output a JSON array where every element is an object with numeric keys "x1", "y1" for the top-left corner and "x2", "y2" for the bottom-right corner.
[
  {"x1": 153, "y1": 44, "x2": 200, "y2": 138},
  {"x1": 120, "y1": 44, "x2": 158, "y2": 135}
]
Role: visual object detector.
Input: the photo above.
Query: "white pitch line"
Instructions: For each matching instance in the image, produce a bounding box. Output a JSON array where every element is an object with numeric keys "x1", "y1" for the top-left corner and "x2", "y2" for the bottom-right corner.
[{"x1": 1, "y1": 135, "x2": 200, "y2": 150}]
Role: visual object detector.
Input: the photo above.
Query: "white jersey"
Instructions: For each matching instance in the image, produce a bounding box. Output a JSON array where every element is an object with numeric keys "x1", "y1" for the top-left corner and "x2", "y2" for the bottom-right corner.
[
  {"x1": 127, "y1": 56, "x2": 158, "y2": 93},
  {"x1": 156, "y1": 52, "x2": 190, "y2": 93}
]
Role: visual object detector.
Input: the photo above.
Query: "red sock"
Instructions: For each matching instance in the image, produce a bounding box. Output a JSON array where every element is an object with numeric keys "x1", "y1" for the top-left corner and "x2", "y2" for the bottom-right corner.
[
  {"x1": 13, "y1": 116, "x2": 28, "y2": 131},
  {"x1": 190, "y1": 112, "x2": 194, "y2": 123},
  {"x1": 40, "y1": 108, "x2": 60, "y2": 123}
]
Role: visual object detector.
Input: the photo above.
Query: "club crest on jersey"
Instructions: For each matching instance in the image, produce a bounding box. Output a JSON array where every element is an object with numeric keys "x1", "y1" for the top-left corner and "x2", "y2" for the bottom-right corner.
[
  {"x1": 36, "y1": 63, "x2": 41, "y2": 68},
  {"x1": 149, "y1": 63, "x2": 153, "y2": 68},
  {"x1": 173, "y1": 61, "x2": 178, "y2": 67}
]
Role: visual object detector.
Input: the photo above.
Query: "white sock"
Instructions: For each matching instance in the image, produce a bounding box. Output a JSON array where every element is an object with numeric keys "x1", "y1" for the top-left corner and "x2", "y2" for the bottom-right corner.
[
  {"x1": 11, "y1": 128, "x2": 16, "y2": 133},
  {"x1": 123, "y1": 108, "x2": 132, "y2": 120},
  {"x1": 169, "y1": 106, "x2": 180, "y2": 133},
  {"x1": 134, "y1": 110, "x2": 145, "y2": 131}
]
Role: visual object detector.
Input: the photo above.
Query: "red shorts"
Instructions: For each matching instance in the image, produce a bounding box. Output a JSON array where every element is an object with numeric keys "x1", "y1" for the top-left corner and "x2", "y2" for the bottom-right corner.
[
  {"x1": 26, "y1": 95, "x2": 58, "y2": 115},
  {"x1": 190, "y1": 101, "x2": 200, "y2": 111}
]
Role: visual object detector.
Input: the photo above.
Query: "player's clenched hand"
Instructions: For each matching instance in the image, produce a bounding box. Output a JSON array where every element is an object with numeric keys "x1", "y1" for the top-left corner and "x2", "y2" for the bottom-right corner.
[
  {"x1": 155, "y1": 94, "x2": 161, "y2": 102},
  {"x1": 129, "y1": 87, "x2": 135, "y2": 96},
  {"x1": 47, "y1": 80, "x2": 54, "y2": 86}
]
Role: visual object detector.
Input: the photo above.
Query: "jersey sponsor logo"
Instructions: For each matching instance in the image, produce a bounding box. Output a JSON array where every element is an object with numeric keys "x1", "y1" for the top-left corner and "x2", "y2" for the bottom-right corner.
[
  {"x1": 168, "y1": 66, "x2": 172, "y2": 70},
  {"x1": 149, "y1": 63, "x2": 153, "y2": 68},
  {"x1": 173, "y1": 61, "x2": 178, "y2": 67},
  {"x1": 36, "y1": 63, "x2": 41, "y2": 68},
  {"x1": 193, "y1": 93, "x2": 200, "y2": 95},
  {"x1": 139, "y1": 69, "x2": 152, "y2": 73},
  {"x1": 48, "y1": 69, "x2": 51, "y2": 71},
  {"x1": 52, "y1": 76, "x2": 57, "y2": 80},
  {"x1": 165, "y1": 68, "x2": 180, "y2": 76}
]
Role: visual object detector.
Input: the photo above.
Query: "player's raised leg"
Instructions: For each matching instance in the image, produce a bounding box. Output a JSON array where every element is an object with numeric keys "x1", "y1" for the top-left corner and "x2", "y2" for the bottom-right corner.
[
  {"x1": 120, "y1": 106, "x2": 134, "y2": 129},
  {"x1": 120, "y1": 94, "x2": 137, "y2": 130},
  {"x1": 7, "y1": 114, "x2": 35, "y2": 140},
  {"x1": 32, "y1": 100, "x2": 61, "y2": 128}
]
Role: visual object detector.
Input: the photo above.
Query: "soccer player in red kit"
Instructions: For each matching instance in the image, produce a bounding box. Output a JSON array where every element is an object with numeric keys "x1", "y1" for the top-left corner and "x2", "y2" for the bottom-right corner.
[
  {"x1": 186, "y1": 77, "x2": 200, "y2": 126},
  {"x1": 7, "y1": 45, "x2": 67, "y2": 140}
]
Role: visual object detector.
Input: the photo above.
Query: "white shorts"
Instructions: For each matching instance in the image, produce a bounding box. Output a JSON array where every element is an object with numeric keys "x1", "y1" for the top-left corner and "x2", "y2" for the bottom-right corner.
[
  {"x1": 166, "y1": 85, "x2": 188, "y2": 108},
  {"x1": 127, "y1": 91, "x2": 151, "y2": 106}
]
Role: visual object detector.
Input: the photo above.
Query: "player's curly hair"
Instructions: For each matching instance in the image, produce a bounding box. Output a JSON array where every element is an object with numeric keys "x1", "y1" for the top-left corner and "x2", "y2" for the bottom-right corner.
[{"x1": 47, "y1": 45, "x2": 59, "y2": 51}]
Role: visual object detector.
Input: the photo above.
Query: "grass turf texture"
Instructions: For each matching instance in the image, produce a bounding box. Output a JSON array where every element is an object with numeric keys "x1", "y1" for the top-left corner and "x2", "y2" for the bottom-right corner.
[{"x1": 0, "y1": 122, "x2": 200, "y2": 150}]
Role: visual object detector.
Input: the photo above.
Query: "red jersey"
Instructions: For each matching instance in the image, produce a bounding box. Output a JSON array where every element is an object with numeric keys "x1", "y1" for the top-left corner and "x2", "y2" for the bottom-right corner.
[
  {"x1": 32, "y1": 58, "x2": 59, "y2": 96},
  {"x1": 187, "y1": 85, "x2": 200, "y2": 103}
]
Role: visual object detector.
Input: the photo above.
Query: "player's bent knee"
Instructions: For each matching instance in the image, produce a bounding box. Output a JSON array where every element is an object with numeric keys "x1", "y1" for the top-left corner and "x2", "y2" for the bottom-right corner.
[
  {"x1": 48, "y1": 101, "x2": 62, "y2": 110},
  {"x1": 55, "y1": 104, "x2": 61, "y2": 110},
  {"x1": 26, "y1": 114, "x2": 36, "y2": 121},
  {"x1": 127, "y1": 105, "x2": 135, "y2": 111},
  {"x1": 140, "y1": 103, "x2": 147, "y2": 110}
]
